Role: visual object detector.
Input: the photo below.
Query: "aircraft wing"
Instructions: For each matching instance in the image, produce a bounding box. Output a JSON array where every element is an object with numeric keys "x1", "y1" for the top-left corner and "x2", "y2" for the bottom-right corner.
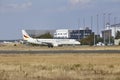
[{"x1": 41, "y1": 42, "x2": 54, "y2": 47}]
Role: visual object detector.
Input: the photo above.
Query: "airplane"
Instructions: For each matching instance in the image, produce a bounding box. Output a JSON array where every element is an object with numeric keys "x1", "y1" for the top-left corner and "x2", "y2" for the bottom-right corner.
[{"x1": 22, "y1": 30, "x2": 80, "y2": 47}]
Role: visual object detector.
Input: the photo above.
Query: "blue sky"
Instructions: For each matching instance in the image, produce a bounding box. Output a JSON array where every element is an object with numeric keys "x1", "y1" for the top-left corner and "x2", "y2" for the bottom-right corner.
[{"x1": 0, "y1": 0, "x2": 120, "y2": 40}]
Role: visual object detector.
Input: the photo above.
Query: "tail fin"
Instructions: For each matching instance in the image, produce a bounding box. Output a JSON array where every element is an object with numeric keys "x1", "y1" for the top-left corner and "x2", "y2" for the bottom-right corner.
[{"x1": 22, "y1": 30, "x2": 31, "y2": 40}]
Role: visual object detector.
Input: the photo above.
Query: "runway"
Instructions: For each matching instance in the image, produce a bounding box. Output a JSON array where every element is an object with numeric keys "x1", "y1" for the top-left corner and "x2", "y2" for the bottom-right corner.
[{"x1": 0, "y1": 50, "x2": 120, "y2": 54}]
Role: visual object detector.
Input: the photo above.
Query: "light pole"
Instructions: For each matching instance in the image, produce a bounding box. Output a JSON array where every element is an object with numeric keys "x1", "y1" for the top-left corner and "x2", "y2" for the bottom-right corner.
[
  {"x1": 108, "y1": 13, "x2": 111, "y2": 45},
  {"x1": 91, "y1": 16, "x2": 95, "y2": 46},
  {"x1": 97, "y1": 14, "x2": 99, "y2": 43},
  {"x1": 91, "y1": 16, "x2": 93, "y2": 30},
  {"x1": 103, "y1": 13, "x2": 106, "y2": 45},
  {"x1": 83, "y1": 18, "x2": 85, "y2": 38},
  {"x1": 114, "y1": 17, "x2": 117, "y2": 38},
  {"x1": 78, "y1": 18, "x2": 80, "y2": 40}
]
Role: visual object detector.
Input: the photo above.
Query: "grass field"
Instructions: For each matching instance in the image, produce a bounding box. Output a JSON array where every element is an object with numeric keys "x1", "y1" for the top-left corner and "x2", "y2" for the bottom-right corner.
[{"x1": 0, "y1": 44, "x2": 120, "y2": 80}]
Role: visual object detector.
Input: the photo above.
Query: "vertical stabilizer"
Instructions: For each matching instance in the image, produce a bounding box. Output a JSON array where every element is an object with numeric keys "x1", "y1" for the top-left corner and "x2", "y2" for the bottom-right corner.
[{"x1": 22, "y1": 30, "x2": 31, "y2": 40}]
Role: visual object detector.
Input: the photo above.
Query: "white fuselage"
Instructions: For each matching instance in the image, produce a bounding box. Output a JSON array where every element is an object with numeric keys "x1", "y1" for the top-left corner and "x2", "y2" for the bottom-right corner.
[{"x1": 27, "y1": 38, "x2": 80, "y2": 46}]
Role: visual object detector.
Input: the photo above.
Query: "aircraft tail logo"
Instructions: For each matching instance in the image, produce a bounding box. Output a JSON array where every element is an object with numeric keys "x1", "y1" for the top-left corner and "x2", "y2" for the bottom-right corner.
[{"x1": 22, "y1": 30, "x2": 31, "y2": 40}]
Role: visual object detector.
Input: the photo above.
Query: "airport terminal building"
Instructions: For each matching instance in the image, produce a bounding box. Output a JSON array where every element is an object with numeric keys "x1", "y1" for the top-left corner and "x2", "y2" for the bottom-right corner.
[
  {"x1": 69, "y1": 27, "x2": 92, "y2": 40},
  {"x1": 102, "y1": 23, "x2": 120, "y2": 39}
]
